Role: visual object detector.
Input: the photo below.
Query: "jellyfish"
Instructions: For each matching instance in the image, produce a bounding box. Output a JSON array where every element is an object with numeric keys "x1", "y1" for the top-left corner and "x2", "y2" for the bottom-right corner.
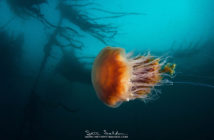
[{"x1": 91, "y1": 46, "x2": 176, "y2": 108}]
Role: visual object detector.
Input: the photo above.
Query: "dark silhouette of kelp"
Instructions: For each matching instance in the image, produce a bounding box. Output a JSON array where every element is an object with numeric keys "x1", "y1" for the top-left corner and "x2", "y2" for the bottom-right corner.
[
  {"x1": 56, "y1": 49, "x2": 91, "y2": 85},
  {"x1": 0, "y1": 30, "x2": 23, "y2": 79},
  {"x1": 57, "y1": 1, "x2": 141, "y2": 44},
  {"x1": 6, "y1": 0, "x2": 47, "y2": 18},
  {"x1": 169, "y1": 40, "x2": 202, "y2": 58},
  {"x1": 2, "y1": 0, "x2": 142, "y2": 139},
  {"x1": 151, "y1": 40, "x2": 214, "y2": 86},
  {"x1": 18, "y1": 15, "x2": 80, "y2": 140}
]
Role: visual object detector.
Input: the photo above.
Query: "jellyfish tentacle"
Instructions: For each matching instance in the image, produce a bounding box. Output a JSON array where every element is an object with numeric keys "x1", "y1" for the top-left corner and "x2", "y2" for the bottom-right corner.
[{"x1": 173, "y1": 82, "x2": 214, "y2": 88}]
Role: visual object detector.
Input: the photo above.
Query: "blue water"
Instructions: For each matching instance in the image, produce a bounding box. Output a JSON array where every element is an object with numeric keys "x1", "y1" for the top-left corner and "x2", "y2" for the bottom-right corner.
[{"x1": 0, "y1": 0, "x2": 214, "y2": 140}]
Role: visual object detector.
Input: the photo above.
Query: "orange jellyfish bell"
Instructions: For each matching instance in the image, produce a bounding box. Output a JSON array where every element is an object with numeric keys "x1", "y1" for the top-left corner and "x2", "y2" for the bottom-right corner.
[{"x1": 92, "y1": 46, "x2": 175, "y2": 108}]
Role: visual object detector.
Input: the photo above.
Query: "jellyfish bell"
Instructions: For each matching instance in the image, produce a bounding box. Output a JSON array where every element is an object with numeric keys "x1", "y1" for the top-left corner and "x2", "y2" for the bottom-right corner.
[{"x1": 91, "y1": 46, "x2": 176, "y2": 108}]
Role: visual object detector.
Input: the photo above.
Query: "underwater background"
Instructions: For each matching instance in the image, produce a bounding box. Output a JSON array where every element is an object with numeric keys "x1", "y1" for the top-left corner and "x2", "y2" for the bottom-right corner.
[{"x1": 0, "y1": 0, "x2": 214, "y2": 140}]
